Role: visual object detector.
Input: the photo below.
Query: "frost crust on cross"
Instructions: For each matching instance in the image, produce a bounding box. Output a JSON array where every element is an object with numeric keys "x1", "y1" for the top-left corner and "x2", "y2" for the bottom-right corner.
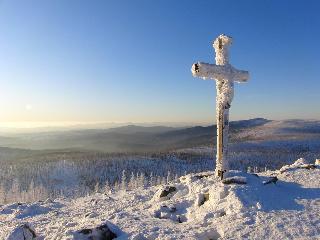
[{"x1": 191, "y1": 34, "x2": 249, "y2": 178}]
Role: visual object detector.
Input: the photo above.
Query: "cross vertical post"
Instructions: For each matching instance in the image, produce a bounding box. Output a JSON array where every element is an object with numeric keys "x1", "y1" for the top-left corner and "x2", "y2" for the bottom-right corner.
[{"x1": 191, "y1": 34, "x2": 249, "y2": 179}]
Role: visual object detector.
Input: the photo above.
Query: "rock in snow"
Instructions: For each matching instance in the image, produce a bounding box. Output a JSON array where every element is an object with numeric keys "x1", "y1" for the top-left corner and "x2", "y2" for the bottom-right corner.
[
  {"x1": 154, "y1": 185, "x2": 177, "y2": 200},
  {"x1": 75, "y1": 223, "x2": 117, "y2": 240},
  {"x1": 279, "y1": 158, "x2": 317, "y2": 173},
  {"x1": 262, "y1": 176, "x2": 278, "y2": 185},
  {"x1": 222, "y1": 176, "x2": 247, "y2": 185},
  {"x1": 7, "y1": 223, "x2": 37, "y2": 240},
  {"x1": 1, "y1": 158, "x2": 320, "y2": 239}
]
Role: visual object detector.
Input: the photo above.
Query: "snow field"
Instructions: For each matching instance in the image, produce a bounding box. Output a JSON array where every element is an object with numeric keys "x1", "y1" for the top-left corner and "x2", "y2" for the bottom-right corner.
[{"x1": 1, "y1": 159, "x2": 319, "y2": 239}]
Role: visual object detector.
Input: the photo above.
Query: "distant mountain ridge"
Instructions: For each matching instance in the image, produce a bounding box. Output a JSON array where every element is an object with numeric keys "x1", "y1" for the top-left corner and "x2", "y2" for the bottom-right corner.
[{"x1": 0, "y1": 118, "x2": 319, "y2": 153}]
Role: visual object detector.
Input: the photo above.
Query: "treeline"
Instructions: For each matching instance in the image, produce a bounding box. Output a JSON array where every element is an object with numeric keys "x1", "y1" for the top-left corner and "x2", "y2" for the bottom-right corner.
[
  {"x1": 0, "y1": 143, "x2": 319, "y2": 204},
  {"x1": 0, "y1": 151, "x2": 212, "y2": 204}
]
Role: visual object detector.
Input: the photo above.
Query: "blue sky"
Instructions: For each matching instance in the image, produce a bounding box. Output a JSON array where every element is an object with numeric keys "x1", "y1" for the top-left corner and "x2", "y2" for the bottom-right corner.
[{"x1": 0, "y1": 0, "x2": 319, "y2": 126}]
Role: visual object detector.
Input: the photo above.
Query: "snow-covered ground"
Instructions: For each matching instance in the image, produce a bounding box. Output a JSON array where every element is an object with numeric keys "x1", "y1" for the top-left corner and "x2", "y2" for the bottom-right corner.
[{"x1": 1, "y1": 159, "x2": 319, "y2": 240}]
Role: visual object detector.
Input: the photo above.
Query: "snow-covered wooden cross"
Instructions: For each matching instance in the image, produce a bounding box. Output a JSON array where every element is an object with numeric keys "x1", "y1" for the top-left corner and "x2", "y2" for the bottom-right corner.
[{"x1": 191, "y1": 34, "x2": 249, "y2": 179}]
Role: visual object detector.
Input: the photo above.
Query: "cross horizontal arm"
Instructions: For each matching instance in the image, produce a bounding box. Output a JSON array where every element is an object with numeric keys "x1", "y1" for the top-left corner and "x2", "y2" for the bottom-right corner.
[
  {"x1": 191, "y1": 62, "x2": 249, "y2": 83},
  {"x1": 232, "y1": 69, "x2": 250, "y2": 83}
]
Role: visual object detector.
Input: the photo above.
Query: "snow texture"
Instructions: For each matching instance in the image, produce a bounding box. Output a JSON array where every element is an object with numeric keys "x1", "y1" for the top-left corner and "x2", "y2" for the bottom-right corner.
[
  {"x1": 279, "y1": 158, "x2": 317, "y2": 173},
  {"x1": 1, "y1": 159, "x2": 320, "y2": 239}
]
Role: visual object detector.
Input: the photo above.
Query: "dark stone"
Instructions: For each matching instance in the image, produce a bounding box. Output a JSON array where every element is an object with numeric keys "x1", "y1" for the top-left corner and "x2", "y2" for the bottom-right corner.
[
  {"x1": 159, "y1": 186, "x2": 176, "y2": 198},
  {"x1": 77, "y1": 223, "x2": 117, "y2": 240},
  {"x1": 7, "y1": 223, "x2": 37, "y2": 240},
  {"x1": 195, "y1": 173, "x2": 213, "y2": 179},
  {"x1": 79, "y1": 229, "x2": 92, "y2": 234},
  {"x1": 97, "y1": 224, "x2": 117, "y2": 239},
  {"x1": 263, "y1": 176, "x2": 278, "y2": 185},
  {"x1": 222, "y1": 177, "x2": 247, "y2": 185},
  {"x1": 199, "y1": 192, "x2": 210, "y2": 206},
  {"x1": 23, "y1": 224, "x2": 36, "y2": 238},
  {"x1": 301, "y1": 164, "x2": 316, "y2": 170}
]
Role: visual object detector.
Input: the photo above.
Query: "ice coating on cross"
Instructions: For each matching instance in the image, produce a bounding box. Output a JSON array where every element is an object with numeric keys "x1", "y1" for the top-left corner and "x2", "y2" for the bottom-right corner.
[{"x1": 191, "y1": 34, "x2": 249, "y2": 179}]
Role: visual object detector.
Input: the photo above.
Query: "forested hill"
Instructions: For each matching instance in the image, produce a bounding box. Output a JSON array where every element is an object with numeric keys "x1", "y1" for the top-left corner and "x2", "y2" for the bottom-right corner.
[{"x1": 0, "y1": 118, "x2": 319, "y2": 153}]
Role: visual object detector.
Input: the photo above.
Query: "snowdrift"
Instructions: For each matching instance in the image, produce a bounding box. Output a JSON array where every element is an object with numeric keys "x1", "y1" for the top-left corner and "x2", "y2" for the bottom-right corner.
[{"x1": 1, "y1": 159, "x2": 319, "y2": 240}]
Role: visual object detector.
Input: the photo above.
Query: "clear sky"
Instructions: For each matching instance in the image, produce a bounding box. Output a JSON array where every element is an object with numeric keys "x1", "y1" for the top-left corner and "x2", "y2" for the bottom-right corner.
[{"x1": 0, "y1": 0, "x2": 319, "y2": 127}]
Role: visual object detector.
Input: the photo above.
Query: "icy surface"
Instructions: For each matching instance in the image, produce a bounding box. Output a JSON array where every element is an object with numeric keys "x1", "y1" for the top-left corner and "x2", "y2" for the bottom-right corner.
[
  {"x1": 191, "y1": 34, "x2": 249, "y2": 109},
  {"x1": 191, "y1": 34, "x2": 249, "y2": 175},
  {"x1": 1, "y1": 159, "x2": 319, "y2": 239}
]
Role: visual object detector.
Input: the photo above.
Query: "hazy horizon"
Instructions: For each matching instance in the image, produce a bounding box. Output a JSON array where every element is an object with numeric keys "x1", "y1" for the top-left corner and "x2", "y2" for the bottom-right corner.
[{"x1": 1, "y1": 117, "x2": 320, "y2": 133}]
